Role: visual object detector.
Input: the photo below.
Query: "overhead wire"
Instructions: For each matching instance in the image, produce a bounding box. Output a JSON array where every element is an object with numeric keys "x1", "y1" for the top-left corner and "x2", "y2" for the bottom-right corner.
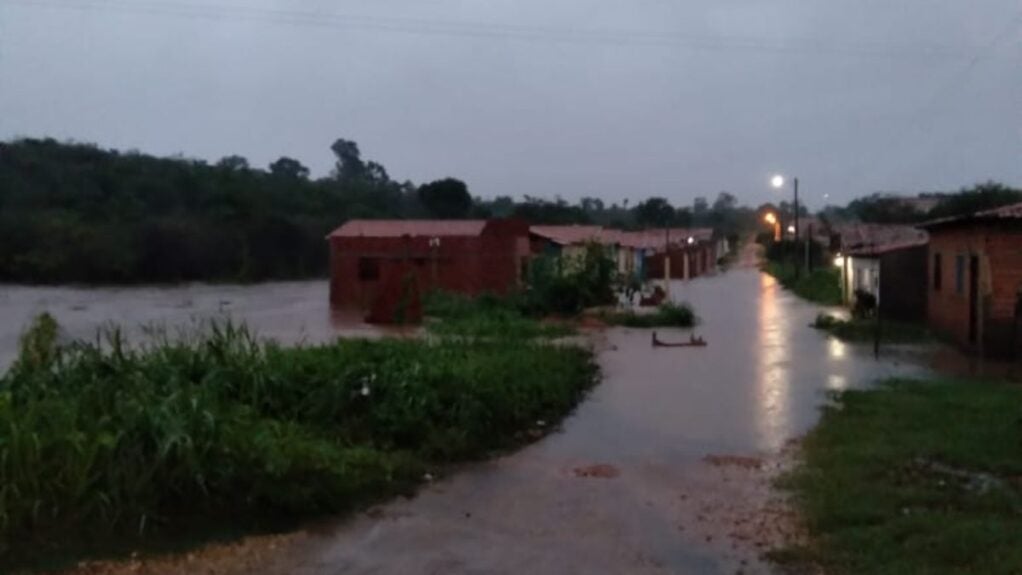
[{"x1": 0, "y1": 0, "x2": 991, "y2": 61}]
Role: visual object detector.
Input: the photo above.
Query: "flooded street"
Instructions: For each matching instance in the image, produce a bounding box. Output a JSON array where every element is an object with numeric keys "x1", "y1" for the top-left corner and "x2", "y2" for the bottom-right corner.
[
  {"x1": 57, "y1": 263, "x2": 940, "y2": 575},
  {"x1": 0, "y1": 281, "x2": 398, "y2": 370}
]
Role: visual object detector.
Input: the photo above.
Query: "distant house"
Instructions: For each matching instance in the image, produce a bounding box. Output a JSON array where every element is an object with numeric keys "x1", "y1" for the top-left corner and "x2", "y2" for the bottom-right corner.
[
  {"x1": 529, "y1": 225, "x2": 611, "y2": 262},
  {"x1": 635, "y1": 228, "x2": 717, "y2": 281},
  {"x1": 328, "y1": 219, "x2": 530, "y2": 323},
  {"x1": 835, "y1": 225, "x2": 929, "y2": 322},
  {"x1": 920, "y1": 202, "x2": 1022, "y2": 358}
]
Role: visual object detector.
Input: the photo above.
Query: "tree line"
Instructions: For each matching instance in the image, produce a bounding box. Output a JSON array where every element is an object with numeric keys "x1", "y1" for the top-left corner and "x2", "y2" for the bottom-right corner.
[
  {"x1": 0, "y1": 138, "x2": 754, "y2": 284},
  {"x1": 1, "y1": 137, "x2": 1017, "y2": 284}
]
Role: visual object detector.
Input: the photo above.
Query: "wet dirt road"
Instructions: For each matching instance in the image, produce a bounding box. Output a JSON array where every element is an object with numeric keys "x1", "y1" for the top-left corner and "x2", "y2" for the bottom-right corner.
[{"x1": 66, "y1": 266, "x2": 935, "y2": 575}]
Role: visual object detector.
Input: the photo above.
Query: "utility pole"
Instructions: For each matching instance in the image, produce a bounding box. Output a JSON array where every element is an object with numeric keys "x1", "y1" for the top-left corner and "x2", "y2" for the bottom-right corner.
[
  {"x1": 794, "y1": 177, "x2": 802, "y2": 278},
  {"x1": 805, "y1": 222, "x2": 813, "y2": 273}
]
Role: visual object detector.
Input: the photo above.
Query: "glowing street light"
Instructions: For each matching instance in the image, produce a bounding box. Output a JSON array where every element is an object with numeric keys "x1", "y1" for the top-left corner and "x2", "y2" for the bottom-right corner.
[
  {"x1": 787, "y1": 225, "x2": 796, "y2": 234},
  {"x1": 764, "y1": 212, "x2": 780, "y2": 241},
  {"x1": 769, "y1": 173, "x2": 800, "y2": 242}
]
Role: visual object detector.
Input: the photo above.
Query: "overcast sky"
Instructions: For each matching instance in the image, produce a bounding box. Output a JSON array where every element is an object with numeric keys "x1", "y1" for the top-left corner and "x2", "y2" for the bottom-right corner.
[{"x1": 2, "y1": 0, "x2": 1020, "y2": 209}]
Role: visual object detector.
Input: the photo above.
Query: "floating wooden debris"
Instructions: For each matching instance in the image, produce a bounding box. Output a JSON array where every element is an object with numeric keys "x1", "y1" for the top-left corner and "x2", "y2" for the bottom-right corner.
[{"x1": 652, "y1": 331, "x2": 707, "y2": 348}]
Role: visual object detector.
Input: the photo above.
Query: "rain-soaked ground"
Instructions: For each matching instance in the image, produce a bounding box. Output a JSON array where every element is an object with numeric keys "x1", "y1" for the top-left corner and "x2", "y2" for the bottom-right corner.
[
  {"x1": 8, "y1": 254, "x2": 1007, "y2": 574},
  {"x1": 38, "y1": 258, "x2": 969, "y2": 575}
]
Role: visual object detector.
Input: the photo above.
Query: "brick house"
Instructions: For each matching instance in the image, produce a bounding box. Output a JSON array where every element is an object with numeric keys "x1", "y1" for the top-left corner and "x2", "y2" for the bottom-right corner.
[
  {"x1": 529, "y1": 225, "x2": 612, "y2": 264},
  {"x1": 921, "y1": 202, "x2": 1022, "y2": 358},
  {"x1": 834, "y1": 225, "x2": 929, "y2": 322},
  {"x1": 638, "y1": 228, "x2": 717, "y2": 280},
  {"x1": 328, "y1": 219, "x2": 530, "y2": 323}
]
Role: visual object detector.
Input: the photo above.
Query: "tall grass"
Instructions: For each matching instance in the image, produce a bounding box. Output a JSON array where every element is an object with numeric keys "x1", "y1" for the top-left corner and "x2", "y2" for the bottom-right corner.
[
  {"x1": 423, "y1": 291, "x2": 574, "y2": 339},
  {"x1": 763, "y1": 262, "x2": 842, "y2": 306},
  {"x1": 0, "y1": 314, "x2": 598, "y2": 569},
  {"x1": 599, "y1": 302, "x2": 698, "y2": 328}
]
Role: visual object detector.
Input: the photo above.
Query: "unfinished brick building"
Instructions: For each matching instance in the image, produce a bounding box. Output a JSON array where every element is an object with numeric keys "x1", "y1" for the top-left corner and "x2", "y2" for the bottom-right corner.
[
  {"x1": 922, "y1": 202, "x2": 1022, "y2": 358},
  {"x1": 327, "y1": 219, "x2": 530, "y2": 323}
]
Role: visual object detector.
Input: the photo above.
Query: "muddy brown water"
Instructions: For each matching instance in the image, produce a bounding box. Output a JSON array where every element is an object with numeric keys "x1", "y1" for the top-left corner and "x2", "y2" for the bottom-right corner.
[
  {"x1": 0, "y1": 268, "x2": 967, "y2": 574},
  {"x1": 0, "y1": 281, "x2": 407, "y2": 371}
]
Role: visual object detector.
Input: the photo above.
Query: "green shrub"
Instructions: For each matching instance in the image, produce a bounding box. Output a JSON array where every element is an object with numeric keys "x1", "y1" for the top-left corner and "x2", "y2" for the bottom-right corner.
[
  {"x1": 812, "y1": 313, "x2": 931, "y2": 343},
  {"x1": 422, "y1": 291, "x2": 574, "y2": 339},
  {"x1": 601, "y1": 302, "x2": 697, "y2": 328},
  {"x1": 0, "y1": 316, "x2": 598, "y2": 569},
  {"x1": 764, "y1": 262, "x2": 842, "y2": 306}
]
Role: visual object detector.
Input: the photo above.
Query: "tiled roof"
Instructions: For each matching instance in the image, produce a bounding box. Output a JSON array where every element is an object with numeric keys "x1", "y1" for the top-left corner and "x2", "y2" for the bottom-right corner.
[
  {"x1": 529, "y1": 225, "x2": 606, "y2": 245},
  {"x1": 838, "y1": 224, "x2": 928, "y2": 256},
  {"x1": 920, "y1": 201, "x2": 1022, "y2": 228},
  {"x1": 976, "y1": 201, "x2": 1022, "y2": 219},
  {"x1": 616, "y1": 228, "x2": 714, "y2": 250},
  {"x1": 328, "y1": 219, "x2": 488, "y2": 238}
]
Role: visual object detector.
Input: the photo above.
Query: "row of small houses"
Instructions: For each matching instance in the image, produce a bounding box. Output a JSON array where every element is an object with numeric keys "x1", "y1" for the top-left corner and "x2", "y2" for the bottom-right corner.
[
  {"x1": 829, "y1": 201, "x2": 1022, "y2": 359},
  {"x1": 327, "y1": 220, "x2": 727, "y2": 323}
]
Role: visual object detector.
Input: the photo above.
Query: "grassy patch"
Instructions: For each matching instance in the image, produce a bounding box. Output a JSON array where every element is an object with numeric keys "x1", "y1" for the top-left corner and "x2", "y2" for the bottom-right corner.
[
  {"x1": 423, "y1": 291, "x2": 575, "y2": 339},
  {"x1": 599, "y1": 302, "x2": 697, "y2": 328},
  {"x1": 777, "y1": 378, "x2": 1022, "y2": 574},
  {"x1": 0, "y1": 314, "x2": 597, "y2": 571},
  {"x1": 812, "y1": 313, "x2": 932, "y2": 343},
  {"x1": 764, "y1": 261, "x2": 842, "y2": 306}
]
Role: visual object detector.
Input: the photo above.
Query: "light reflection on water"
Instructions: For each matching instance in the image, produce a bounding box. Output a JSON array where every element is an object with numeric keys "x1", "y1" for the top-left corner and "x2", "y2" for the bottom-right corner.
[
  {"x1": 755, "y1": 272, "x2": 791, "y2": 451},
  {"x1": 829, "y1": 337, "x2": 847, "y2": 359}
]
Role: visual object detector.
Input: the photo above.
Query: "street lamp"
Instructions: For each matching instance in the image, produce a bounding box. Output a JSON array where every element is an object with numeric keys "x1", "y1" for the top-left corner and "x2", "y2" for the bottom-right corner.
[
  {"x1": 764, "y1": 212, "x2": 780, "y2": 242},
  {"x1": 770, "y1": 174, "x2": 799, "y2": 242}
]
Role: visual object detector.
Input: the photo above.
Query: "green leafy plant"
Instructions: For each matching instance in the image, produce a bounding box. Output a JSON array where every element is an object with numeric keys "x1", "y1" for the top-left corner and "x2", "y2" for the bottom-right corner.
[
  {"x1": 0, "y1": 315, "x2": 598, "y2": 570},
  {"x1": 599, "y1": 302, "x2": 698, "y2": 328}
]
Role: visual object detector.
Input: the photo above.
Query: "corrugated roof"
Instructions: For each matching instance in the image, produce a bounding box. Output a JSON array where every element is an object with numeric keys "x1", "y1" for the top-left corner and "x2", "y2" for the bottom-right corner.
[
  {"x1": 328, "y1": 219, "x2": 488, "y2": 238},
  {"x1": 920, "y1": 201, "x2": 1022, "y2": 228},
  {"x1": 529, "y1": 225, "x2": 606, "y2": 246}
]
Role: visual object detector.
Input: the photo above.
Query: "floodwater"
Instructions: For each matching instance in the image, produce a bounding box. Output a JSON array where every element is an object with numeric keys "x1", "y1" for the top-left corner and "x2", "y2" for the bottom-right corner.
[
  {"x1": 0, "y1": 281, "x2": 403, "y2": 371},
  {"x1": 240, "y1": 269, "x2": 931, "y2": 575},
  {"x1": 57, "y1": 263, "x2": 948, "y2": 575}
]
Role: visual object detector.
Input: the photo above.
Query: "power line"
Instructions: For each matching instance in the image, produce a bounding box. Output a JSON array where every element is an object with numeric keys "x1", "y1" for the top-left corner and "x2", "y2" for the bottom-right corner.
[
  {"x1": 850, "y1": 9, "x2": 1022, "y2": 194},
  {"x1": 0, "y1": 0, "x2": 993, "y2": 60}
]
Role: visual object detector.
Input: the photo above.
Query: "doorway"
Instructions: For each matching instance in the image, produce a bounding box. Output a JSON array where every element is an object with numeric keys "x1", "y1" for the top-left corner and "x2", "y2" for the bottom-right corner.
[{"x1": 968, "y1": 255, "x2": 979, "y2": 345}]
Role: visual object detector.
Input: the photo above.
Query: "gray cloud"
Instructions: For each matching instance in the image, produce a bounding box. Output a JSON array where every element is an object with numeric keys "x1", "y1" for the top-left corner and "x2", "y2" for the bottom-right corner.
[{"x1": 1, "y1": 0, "x2": 1020, "y2": 209}]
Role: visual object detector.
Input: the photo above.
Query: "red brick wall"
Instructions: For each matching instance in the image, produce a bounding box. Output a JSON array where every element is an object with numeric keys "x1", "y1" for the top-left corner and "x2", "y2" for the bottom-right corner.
[
  {"x1": 927, "y1": 222, "x2": 1022, "y2": 356},
  {"x1": 328, "y1": 223, "x2": 528, "y2": 321},
  {"x1": 644, "y1": 244, "x2": 715, "y2": 279}
]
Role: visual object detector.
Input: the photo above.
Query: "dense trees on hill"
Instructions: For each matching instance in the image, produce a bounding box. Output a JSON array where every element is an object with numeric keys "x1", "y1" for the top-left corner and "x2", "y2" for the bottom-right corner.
[
  {"x1": 0, "y1": 138, "x2": 419, "y2": 283},
  {"x1": 1, "y1": 137, "x2": 1017, "y2": 284},
  {"x1": 821, "y1": 182, "x2": 1021, "y2": 224},
  {"x1": 0, "y1": 137, "x2": 758, "y2": 284}
]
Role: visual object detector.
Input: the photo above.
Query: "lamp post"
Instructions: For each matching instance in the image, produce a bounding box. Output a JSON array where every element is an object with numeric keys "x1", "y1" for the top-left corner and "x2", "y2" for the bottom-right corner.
[
  {"x1": 770, "y1": 174, "x2": 799, "y2": 241},
  {"x1": 772, "y1": 174, "x2": 806, "y2": 275},
  {"x1": 764, "y1": 212, "x2": 780, "y2": 242}
]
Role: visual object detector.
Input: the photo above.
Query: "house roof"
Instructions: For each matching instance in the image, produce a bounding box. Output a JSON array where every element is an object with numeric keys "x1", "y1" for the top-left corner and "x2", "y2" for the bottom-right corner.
[
  {"x1": 328, "y1": 219, "x2": 488, "y2": 238},
  {"x1": 616, "y1": 228, "x2": 714, "y2": 250},
  {"x1": 839, "y1": 224, "x2": 929, "y2": 256},
  {"x1": 920, "y1": 201, "x2": 1022, "y2": 229},
  {"x1": 529, "y1": 225, "x2": 606, "y2": 246}
]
